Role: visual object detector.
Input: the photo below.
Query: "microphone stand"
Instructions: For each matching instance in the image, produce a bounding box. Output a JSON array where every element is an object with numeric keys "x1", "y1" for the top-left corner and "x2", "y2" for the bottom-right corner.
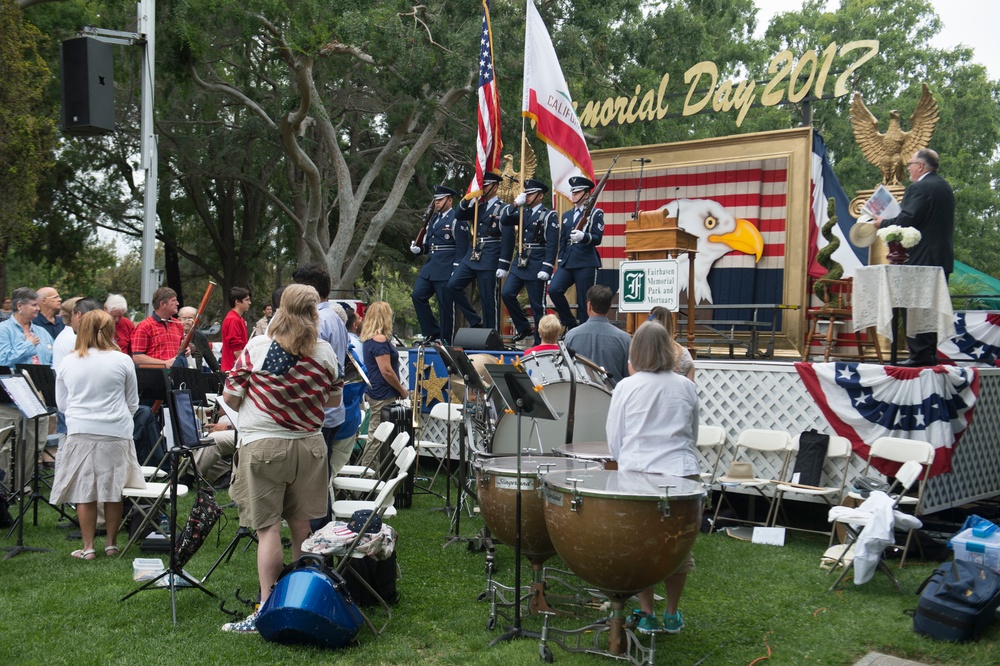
[{"x1": 631, "y1": 158, "x2": 649, "y2": 220}]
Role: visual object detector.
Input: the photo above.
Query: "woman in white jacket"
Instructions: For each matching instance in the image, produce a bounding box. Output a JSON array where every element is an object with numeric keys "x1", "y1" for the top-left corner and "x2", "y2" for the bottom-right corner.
[{"x1": 51, "y1": 310, "x2": 142, "y2": 559}]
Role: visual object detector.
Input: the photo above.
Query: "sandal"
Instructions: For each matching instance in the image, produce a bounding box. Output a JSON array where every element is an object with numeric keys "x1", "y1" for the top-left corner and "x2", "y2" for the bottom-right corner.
[
  {"x1": 71, "y1": 549, "x2": 96, "y2": 560},
  {"x1": 104, "y1": 545, "x2": 120, "y2": 557}
]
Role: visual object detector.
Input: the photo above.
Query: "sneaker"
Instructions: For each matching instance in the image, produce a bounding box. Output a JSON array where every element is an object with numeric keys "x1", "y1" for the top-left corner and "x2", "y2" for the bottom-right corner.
[
  {"x1": 637, "y1": 614, "x2": 663, "y2": 633},
  {"x1": 221, "y1": 611, "x2": 259, "y2": 633},
  {"x1": 662, "y1": 610, "x2": 684, "y2": 634}
]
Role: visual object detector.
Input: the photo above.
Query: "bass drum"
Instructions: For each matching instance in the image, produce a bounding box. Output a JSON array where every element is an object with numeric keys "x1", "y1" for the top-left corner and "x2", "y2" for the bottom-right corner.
[{"x1": 489, "y1": 386, "x2": 611, "y2": 456}]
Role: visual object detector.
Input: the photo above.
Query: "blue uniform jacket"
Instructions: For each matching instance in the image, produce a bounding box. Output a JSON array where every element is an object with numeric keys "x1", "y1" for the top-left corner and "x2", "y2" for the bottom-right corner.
[
  {"x1": 417, "y1": 208, "x2": 458, "y2": 282},
  {"x1": 455, "y1": 197, "x2": 506, "y2": 272},
  {"x1": 557, "y1": 207, "x2": 604, "y2": 270},
  {"x1": 499, "y1": 204, "x2": 559, "y2": 279}
]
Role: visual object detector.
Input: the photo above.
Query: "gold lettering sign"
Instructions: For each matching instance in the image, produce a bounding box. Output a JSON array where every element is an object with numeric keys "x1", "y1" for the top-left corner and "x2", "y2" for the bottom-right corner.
[{"x1": 576, "y1": 40, "x2": 879, "y2": 129}]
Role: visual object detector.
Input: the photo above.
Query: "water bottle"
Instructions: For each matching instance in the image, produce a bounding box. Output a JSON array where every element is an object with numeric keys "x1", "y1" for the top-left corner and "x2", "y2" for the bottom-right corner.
[{"x1": 159, "y1": 514, "x2": 170, "y2": 536}]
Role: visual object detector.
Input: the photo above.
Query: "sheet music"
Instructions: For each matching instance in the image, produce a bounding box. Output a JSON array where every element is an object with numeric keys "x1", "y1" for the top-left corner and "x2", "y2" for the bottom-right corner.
[
  {"x1": 0, "y1": 375, "x2": 49, "y2": 419},
  {"x1": 861, "y1": 184, "x2": 902, "y2": 219},
  {"x1": 218, "y1": 398, "x2": 240, "y2": 430}
]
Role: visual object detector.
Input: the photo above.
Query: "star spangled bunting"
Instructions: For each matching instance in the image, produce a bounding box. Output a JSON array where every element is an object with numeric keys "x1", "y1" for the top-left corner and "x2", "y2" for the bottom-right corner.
[
  {"x1": 936, "y1": 311, "x2": 1000, "y2": 367},
  {"x1": 467, "y1": 0, "x2": 502, "y2": 198},
  {"x1": 795, "y1": 361, "x2": 980, "y2": 478}
]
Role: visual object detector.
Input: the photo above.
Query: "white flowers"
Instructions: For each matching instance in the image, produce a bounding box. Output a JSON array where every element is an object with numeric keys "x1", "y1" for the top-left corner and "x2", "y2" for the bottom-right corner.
[{"x1": 877, "y1": 225, "x2": 922, "y2": 248}]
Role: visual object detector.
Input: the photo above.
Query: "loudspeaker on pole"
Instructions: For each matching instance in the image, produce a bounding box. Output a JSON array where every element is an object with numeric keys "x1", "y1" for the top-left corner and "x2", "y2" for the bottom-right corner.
[{"x1": 60, "y1": 37, "x2": 115, "y2": 135}]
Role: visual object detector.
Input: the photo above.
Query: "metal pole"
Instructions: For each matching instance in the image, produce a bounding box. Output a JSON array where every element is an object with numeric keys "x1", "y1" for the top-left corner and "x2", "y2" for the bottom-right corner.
[{"x1": 138, "y1": 0, "x2": 158, "y2": 317}]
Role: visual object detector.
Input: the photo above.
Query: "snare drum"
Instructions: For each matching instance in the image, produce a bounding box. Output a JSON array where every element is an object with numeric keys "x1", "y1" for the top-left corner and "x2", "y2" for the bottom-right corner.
[
  {"x1": 489, "y1": 350, "x2": 612, "y2": 456},
  {"x1": 542, "y1": 469, "x2": 703, "y2": 595},
  {"x1": 475, "y1": 455, "x2": 600, "y2": 566},
  {"x1": 552, "y1": 441, "x2": 617, "y2": 470}
]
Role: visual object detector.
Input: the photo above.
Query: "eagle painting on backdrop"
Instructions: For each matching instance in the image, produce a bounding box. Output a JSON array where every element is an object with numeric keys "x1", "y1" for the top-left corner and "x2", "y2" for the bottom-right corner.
[{"x1": 596, "y1": 159, "x2": 782, "y2": 306}]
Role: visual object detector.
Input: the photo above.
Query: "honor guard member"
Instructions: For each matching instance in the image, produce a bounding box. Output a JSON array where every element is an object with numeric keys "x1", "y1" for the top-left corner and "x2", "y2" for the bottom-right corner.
[
  {"x1": 549, "y1": 175, "x2": 605, "y2": 329},
  {"x1": 411, "y1": 185, "x2": 459, "y2": 344},
  {"x1": 449, "y1": 171, "x2": 508, "y2": 331},
  {"x1": 499, "y1": 179, "x2": 559, "y2": 344}
]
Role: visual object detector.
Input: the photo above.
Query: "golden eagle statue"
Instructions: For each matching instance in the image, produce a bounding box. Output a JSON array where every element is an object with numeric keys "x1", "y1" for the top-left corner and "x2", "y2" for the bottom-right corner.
[
  {"x1": 850, "y1": 83, "x2": 939, "y2": 186},
  {"x1": 497, "y1": 142, "x2": 537, "y2": 204}
]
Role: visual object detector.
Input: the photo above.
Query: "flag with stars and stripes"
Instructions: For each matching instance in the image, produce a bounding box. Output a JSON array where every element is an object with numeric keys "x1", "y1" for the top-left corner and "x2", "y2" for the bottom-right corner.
[
  {"x1": 467, "y1": 0, "x2": 502, "y2": 199},
  {"x1": 795, "y1": 361, "x2": 980, "y2": 478},
  {"x1": 936, "y1": 311, "x2": 1000, "y2": 367}
]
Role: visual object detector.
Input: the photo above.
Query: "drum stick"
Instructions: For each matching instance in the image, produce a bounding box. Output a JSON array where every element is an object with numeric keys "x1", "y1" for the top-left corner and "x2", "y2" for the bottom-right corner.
[{"x1": 765, "y1": 479, "x2": 829, "y2": 491}]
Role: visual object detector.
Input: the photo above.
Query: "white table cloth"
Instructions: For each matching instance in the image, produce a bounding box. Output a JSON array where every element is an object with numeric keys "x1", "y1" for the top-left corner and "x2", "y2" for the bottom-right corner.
[{"x1": 852, "y1": 265, "x2": 956, "y2": 342}]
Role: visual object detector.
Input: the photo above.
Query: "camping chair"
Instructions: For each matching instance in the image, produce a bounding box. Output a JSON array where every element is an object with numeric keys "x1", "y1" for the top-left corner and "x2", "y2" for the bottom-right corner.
[
  {"x1": 337, "y1": 422, "x2": 394, "y2": 479},
  {"x1": 847, "y1": 436, "x2": 936, "y2": 568},
  {"x1": 332, "y1": 434, "x2": 413, "y2": 500},
  {"x1": 711, "y1": 428, "x2": 792, "y2": 531},
  {"x1": 827, "y1": 460, "x2": 924, "y2": 592},
  {"x1": 769, "y1": 435, "x2": 853, "y2": 543},
  {"x1": 331, "y1": 472, "x2": 408, "y2": 636},
  {"x1": 802, "y1": 278, "x2": 883, "y2": 362},
  {"x1": 696, "y1": 425, "x2": 726, "y2": 485}
]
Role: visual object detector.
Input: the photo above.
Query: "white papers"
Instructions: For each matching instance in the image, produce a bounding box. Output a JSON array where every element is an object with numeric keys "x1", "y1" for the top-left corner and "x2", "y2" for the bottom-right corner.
[
  {"x1": 861, "y1": 184, "x2": 901, "y2": 219},
  {"x1": 0, "y1": 375, "x2": 48, "y2": 419},
  {"x1": 218, "y1": 397, "x2": 240, "y2": 430},
  {"x1": 752, "y1": 527, "x2": 786, "y2": 547}
]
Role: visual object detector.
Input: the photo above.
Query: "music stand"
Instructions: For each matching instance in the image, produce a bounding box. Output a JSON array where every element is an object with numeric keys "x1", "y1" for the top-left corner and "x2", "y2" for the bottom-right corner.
[
  {"x1": 484, "y1": 366, "x2": 557, "y2": 646},
  {"x1": 0, "y1": 374, "x2": 52, "y2": 559},
  {"x1": 120, "y1": 389, "x2": 217, "y2": 623},
  {"x1": 435, "y1": 345, "x2": 480, "y2": 546}
]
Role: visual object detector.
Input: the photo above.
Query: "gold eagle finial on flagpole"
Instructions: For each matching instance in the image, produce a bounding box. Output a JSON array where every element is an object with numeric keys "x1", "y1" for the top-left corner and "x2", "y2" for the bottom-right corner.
[{"x1": 497, "y1": 142, "x2": 537, "y2": 203}]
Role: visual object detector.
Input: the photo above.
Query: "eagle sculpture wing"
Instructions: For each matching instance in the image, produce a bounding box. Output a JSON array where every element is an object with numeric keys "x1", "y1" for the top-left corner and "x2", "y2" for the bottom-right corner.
[
  {"x1": 497, "y1": 143, "x2": 538, "y2": 204},
  {"x1": 900, "y1": 83, "x2": 939, "y2": 163},
  {"x1": 850, "y1": 92, "x2": 887, "y2": 174}
]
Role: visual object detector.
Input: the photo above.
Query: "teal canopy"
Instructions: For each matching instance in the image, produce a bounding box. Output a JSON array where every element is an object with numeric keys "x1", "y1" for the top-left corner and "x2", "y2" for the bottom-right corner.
[{"x1": 951, "y1": 261, "x2": 1000, "y2": 310}]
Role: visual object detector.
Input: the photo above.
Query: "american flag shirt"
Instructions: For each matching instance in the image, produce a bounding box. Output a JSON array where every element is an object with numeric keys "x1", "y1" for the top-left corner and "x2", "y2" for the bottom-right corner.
[{"x1": 224, "y1": 336, "x2": 341, "y2": 446}]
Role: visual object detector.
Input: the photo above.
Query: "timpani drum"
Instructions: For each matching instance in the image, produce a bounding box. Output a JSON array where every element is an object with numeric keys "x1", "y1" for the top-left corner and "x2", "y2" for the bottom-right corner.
[
  {"x1": 552, "y1": 441, "x2": 617, "y2": 470},
  {"x1": 475, "y1": 455, "x2": 601, "y2": 566},
  {"x1": 542, "y1": 469, "x2": 703, "y2": 596},
  {"x1": 489, "y1": 350, "x2": 612, "y2": 456}
]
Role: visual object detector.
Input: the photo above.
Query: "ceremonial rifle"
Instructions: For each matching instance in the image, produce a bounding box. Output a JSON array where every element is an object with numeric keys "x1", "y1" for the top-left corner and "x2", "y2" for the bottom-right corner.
[
  {"x1": 573, "y1": 155, "x2": 620, "y2": 238},
  {"x1": 413, "y1": 178, "x2": 447, "y2": 248}
]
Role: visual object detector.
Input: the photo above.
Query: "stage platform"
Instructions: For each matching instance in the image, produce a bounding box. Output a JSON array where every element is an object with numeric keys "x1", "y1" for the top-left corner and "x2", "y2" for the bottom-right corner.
[{"x1": 401, "y1": 350, "x2": 1000, "y2": 515}]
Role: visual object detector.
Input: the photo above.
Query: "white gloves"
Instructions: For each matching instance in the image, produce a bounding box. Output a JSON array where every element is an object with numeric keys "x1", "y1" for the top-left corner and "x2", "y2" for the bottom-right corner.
[
  {"x1": 537, "y1": 271, "x2": 550, "y2": 281},
  {"x1": 410, "y1": 244, "x2": 422, "y2": 255},
  {"x1": 496, "y1": 269, "x2": 508, "y2": 279},
  {"x1": 514, "y1": 193, "x2": 527, "y2": 206},
  {"x1": 570, "y1": 230, "x2": 585, "y2": 243}
]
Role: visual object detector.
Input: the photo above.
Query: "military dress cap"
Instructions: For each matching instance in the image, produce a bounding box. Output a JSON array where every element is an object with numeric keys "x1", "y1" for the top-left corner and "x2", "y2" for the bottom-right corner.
[
  {"x1": 569, "y1": 176, "x2": 595, "y2": 192},
  {"x1": 434, "y1": 185, "x2": 459, "y2": 199},
  {"x1": 523, "y1": 178, "x2": 549, "y2": 195},
  {"x1": 483, "y1": 172, "x2": 503, "y2": 185}
]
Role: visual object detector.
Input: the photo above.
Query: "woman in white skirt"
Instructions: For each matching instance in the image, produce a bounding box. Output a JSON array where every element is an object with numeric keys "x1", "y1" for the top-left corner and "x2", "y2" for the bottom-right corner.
[{"x1": 52, "y1": 310, "x2": 143, "y2": 559}]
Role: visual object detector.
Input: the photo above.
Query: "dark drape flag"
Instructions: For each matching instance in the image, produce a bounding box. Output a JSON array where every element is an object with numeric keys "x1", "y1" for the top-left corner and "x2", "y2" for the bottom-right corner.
[{"x1": 467, "y1": 0, "x2": 502, "y2": 198}]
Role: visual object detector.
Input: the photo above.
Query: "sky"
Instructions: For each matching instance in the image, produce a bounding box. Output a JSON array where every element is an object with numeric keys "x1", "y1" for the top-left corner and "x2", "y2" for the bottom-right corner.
[{"x1": 752, "y1": 0, "x2": 999, "y2": 81}]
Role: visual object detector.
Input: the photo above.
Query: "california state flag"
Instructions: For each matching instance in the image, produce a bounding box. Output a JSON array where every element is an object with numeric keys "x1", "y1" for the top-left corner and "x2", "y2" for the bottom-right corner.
[{"x1": 522, "y1": 0, "x2": 594, "y2": 199}]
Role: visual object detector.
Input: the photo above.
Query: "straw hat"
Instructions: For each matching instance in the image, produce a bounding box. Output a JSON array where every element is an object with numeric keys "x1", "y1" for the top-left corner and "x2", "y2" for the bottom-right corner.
[
  {"x1": 849, "y1": 214, "x2": 877, "y2": 248},
  {"x1": 717, "y1": 461, "x2": 755, "y2": 484}
]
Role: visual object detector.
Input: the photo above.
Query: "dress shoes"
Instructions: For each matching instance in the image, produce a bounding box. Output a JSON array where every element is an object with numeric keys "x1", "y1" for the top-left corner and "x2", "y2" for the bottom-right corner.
[
  {"x1": 895, "y1": 358, "x2": 936, "y2": 368},
  {"x1": 511, "y1": 328, "x2": 534, "y2": 343}
]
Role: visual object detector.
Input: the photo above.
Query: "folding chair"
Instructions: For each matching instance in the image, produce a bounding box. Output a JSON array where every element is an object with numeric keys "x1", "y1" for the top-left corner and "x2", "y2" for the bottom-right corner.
[
  {"x1": 331, "y1": 472, "x2": 408, "y2": 636},
  {"x1": 333, "y1": 451, "x2": 417, "y2": 521},
  {"x1": 696, "y1": 425, "x2": 726, "y2": 485},
  {"x1": 118, "y1": 481, "x2": 190, "y2": 557},
  {"x1": 333, "y1": 435, "x2": 412, "y2": 499},
  {"x1": 769, "y1": 435, "x2": 853, "y2": 543},
  {"x1": 847, "y1": 436, "x2": 935, "y2": 567},
  {"x1": 337, "y1": 422, "x2": 394, "y2": 478},
  {"x1": 413, "y1": 402, "x2": 461, "y2": 489},
  {"x1": 711, "y1": 428, "x2": 792, "y2": 531},
  {"x1": 827, "y1": 460, "x2": 924, "y2": 592}
]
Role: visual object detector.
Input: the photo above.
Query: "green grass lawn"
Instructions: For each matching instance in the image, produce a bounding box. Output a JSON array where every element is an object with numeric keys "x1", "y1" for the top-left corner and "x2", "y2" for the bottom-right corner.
[{"x1": 2, "y1": 469, "x2": 999, "y2": 665}]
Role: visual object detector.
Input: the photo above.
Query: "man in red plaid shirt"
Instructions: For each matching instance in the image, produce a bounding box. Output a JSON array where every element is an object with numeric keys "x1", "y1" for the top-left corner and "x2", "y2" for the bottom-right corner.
[{"x1": 132, "y1": 287, "x2": 185, "y2": 367}]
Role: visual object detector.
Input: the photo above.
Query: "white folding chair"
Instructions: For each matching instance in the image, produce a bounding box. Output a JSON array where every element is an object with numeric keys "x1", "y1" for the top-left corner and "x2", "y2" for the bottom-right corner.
[
  {"x1": 118, "y1": 481, "x2": 189, "y2": 557},
  {"x1": 770, "y1": 435, "x2": 853, "y2": 543},
  {"x1": 337, "y1": 422, "x2": 395, "y2": 478},
  {"x1": 827, "y1": 460, "x2": 924, "y2": 592},
  {"x1": 333, "y1": 436, "x2": 413, "y2": 500},
  {"x1": 711, "y1": 428, "x2": 792, "y2": 531},
  {"x1": 848, "y1": 436, "x2": 935, "y2": 567},
  {"x1": 696, "y1": 425, "x2": 726, "y2": 485},
  {"x1": 414, "y1": 402, "x2": 462, "y2": 489},
  {"x1": 333, "y1": 452, "x2": 417, "y2": 521}
]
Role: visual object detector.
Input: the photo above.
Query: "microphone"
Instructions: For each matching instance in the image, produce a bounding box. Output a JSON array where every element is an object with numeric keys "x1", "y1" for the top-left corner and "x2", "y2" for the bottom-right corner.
[{"x1": 632, "y1": 158, "x2": 652, "y2": 163}]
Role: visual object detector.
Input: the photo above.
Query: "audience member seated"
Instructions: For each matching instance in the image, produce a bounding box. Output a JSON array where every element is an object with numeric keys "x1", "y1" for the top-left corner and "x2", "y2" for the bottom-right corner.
[{"x1": 522, "y1": 314, "x2": 563, "y2": 357}]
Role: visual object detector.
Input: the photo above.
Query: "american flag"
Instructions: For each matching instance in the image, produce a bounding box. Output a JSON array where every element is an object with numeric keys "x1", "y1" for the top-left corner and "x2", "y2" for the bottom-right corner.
[
  {"x1": 228, "y1": 341, "x2": 336, "y2": 432},
  {"x1": 467, "y1": 0, "x2": 502, "y2": 198}
]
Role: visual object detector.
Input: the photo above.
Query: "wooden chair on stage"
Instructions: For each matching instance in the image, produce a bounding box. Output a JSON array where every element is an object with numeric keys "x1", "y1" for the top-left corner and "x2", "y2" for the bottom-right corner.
[{"x1": 803, "y1": 278, "x2": 883, "y2": 363}]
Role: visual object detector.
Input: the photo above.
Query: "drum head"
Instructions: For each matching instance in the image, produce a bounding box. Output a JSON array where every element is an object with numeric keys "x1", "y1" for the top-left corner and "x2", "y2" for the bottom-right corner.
[
  {"x1": 478, "y1": 455, "x2": 600, "y2": 476},
  {"x1": 542, "y1": 469, "x2": 704, "y2": 500}
]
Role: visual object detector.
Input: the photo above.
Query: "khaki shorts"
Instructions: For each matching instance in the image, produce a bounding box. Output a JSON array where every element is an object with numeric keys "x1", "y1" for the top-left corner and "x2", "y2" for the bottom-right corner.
[{"x1": 230, "y1": 434, "x2": 328, "y2": 530}]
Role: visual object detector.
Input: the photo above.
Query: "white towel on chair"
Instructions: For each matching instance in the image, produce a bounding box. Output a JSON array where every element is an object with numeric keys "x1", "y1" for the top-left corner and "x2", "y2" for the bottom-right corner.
[{"x1": 828, "y1": 491, "x2": 922, "y2": 584}]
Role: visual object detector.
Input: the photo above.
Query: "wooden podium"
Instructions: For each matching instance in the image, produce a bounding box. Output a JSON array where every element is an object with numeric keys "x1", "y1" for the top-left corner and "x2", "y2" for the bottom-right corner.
[{"x1": 623, "y1": 210, "x2": 698, "y2": 349}]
